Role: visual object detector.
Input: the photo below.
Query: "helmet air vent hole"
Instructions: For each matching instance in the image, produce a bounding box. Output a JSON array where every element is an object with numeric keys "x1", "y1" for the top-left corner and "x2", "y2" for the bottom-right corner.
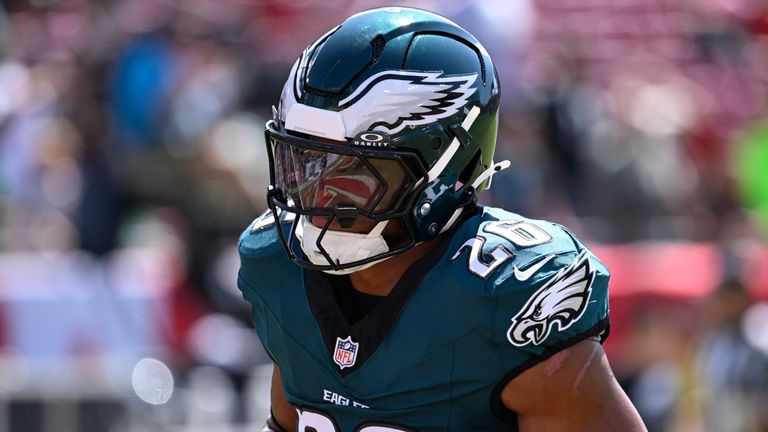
[
  {"x1": 459, "y1": 150, "x2": 482, "y2": 186},
  {"x1": 371, "y1": 35, "x2": 386, "y2": 64},
  {"x1": 430, "y1": 137, "x2": 442, "y2": 150}
]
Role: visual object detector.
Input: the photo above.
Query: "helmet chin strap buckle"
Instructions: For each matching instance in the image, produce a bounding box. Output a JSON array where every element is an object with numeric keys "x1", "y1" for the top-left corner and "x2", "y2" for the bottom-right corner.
[{"x1": 448, "y1": 123, "x2": 472, "y2": 147}]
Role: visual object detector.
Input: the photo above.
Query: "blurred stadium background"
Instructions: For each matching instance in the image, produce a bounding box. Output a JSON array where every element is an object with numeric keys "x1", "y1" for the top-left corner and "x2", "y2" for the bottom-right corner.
[{"x1": 0, "y1": 0, "x2": 767, "y2": 431}]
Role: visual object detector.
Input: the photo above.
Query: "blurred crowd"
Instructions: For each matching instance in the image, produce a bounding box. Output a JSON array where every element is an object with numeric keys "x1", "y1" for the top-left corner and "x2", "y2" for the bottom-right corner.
[{"x1": 0, "y1": 0, "x2": 767, "y2": 431}]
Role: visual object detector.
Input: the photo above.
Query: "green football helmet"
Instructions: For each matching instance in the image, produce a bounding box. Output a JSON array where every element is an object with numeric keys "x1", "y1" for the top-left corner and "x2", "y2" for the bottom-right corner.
[{"x1": 265, "y1": 7, "x2": 505, "y2": 273}]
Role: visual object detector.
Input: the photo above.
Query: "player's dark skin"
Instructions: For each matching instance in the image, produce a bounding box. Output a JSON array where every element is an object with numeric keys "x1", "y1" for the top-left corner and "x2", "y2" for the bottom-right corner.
[{"x1": 268, "y1": 236, "x2": 647, "y2": 431}]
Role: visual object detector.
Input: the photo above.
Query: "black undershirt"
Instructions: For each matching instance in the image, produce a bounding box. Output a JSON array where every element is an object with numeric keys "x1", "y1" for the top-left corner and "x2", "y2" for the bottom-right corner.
[
  {"x1": 303, "y1": 204, "x2": 480, "y2": 376},
  {"x1": 324, "y1": 204, "x2": 481, "y2": 326},
  {"x1": 328, "y1": 275, "x2": 386, "y2": 325}
]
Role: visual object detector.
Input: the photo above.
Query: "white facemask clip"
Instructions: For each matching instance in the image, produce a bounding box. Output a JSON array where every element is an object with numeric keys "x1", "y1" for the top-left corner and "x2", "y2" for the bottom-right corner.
[{"x1": 471, "y1": 160, "x2": 510, "y2": 191}]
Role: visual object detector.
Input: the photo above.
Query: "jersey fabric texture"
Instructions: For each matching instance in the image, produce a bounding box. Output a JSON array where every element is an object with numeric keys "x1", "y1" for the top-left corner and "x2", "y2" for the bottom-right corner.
[{"x1": 238, "y1": 206, "x2": 611, "y2": 432}]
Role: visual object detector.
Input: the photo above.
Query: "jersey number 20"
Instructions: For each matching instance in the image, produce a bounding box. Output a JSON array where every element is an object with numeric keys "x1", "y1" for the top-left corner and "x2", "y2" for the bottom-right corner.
[{"x1": 299, "y1": 409, "x2": 412, "y2": 432}]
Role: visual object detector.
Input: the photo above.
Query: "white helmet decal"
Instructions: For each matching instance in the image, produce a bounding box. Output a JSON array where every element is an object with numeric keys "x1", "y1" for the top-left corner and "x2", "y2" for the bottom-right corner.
[
  {"x1": 281, "y1": 67, "x2": 478, "y2": 140},
  {"x1": 338, "y1": 70, "x2": 478, "y2": 136}
]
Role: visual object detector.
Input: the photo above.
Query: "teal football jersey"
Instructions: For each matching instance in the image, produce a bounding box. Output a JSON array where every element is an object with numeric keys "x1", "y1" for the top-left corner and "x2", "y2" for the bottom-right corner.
[{"x1": 238, "y1": 206, "x2": 610, "y2": 432}]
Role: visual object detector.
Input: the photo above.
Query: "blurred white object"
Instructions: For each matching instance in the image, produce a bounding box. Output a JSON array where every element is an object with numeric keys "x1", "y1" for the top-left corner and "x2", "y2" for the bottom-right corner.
[
  {"x1": 743, "y1": 301, "x2": 768, "y2": 355},
  {"x1": 186, "y1": 366, "x2": 236, "y2": 424},
  {"x1": 187, "y1": 313, "x2": 260, "y2": 371},
  {"x1": 131, "y1": 357, "x2": 174, "y2": 405}
]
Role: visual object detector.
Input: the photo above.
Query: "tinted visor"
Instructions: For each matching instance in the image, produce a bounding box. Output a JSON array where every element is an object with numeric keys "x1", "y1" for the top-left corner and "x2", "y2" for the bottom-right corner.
[{"x1": 267, "y1": 124, "x2": 422, "y2": 219}]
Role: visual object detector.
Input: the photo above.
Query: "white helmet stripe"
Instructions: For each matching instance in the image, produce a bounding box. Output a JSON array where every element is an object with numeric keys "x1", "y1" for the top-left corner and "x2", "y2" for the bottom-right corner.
[{"x1": 284, "y1": 103, "x2": 347, "y2": 141}]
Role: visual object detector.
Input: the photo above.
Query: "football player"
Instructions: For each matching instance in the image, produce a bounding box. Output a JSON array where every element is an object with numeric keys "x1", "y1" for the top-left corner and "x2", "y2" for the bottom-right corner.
[{"x1": 238, "y1": 7, "x2": 647, "y2": 432}]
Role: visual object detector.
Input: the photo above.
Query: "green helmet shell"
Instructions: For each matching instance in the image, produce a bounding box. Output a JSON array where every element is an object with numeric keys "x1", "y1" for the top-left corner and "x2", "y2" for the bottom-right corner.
[{"x1": 272, "y1": 6, "x2": 501, "y2": 257}]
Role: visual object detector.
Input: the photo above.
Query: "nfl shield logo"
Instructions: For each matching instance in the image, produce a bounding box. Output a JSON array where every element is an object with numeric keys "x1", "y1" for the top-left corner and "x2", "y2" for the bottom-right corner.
[{"x1": 333, "y1": 336, "x2": 359, "y2": 369}]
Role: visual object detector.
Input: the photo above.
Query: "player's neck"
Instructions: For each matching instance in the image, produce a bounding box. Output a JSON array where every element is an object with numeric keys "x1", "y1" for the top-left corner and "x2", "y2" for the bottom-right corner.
[{"x1": 348, "y1": 238, "x2": 441, "y2": 297}]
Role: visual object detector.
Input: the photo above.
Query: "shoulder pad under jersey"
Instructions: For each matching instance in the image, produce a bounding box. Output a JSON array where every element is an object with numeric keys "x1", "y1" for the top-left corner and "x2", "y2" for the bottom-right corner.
[
  {"x1": 239, "y1": 209, "x2": 294, "y2": 259},
  {"x1": 447, "y1": 206, "x2": 610, "y2": 363},
  {"x1": 237, "y1": 209, "x2": 297, "y2": 304}
]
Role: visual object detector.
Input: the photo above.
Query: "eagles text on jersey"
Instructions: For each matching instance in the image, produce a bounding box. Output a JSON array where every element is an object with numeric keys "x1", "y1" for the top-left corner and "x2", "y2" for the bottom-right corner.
[{"x1": 237, "y1": 206, "x2": 610, "y2": 432}]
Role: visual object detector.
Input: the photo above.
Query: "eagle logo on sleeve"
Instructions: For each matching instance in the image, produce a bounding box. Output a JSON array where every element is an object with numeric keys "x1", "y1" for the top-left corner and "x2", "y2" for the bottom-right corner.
[{"x1": 506, "y1": 253, "x2": 594, "y2": 347}]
